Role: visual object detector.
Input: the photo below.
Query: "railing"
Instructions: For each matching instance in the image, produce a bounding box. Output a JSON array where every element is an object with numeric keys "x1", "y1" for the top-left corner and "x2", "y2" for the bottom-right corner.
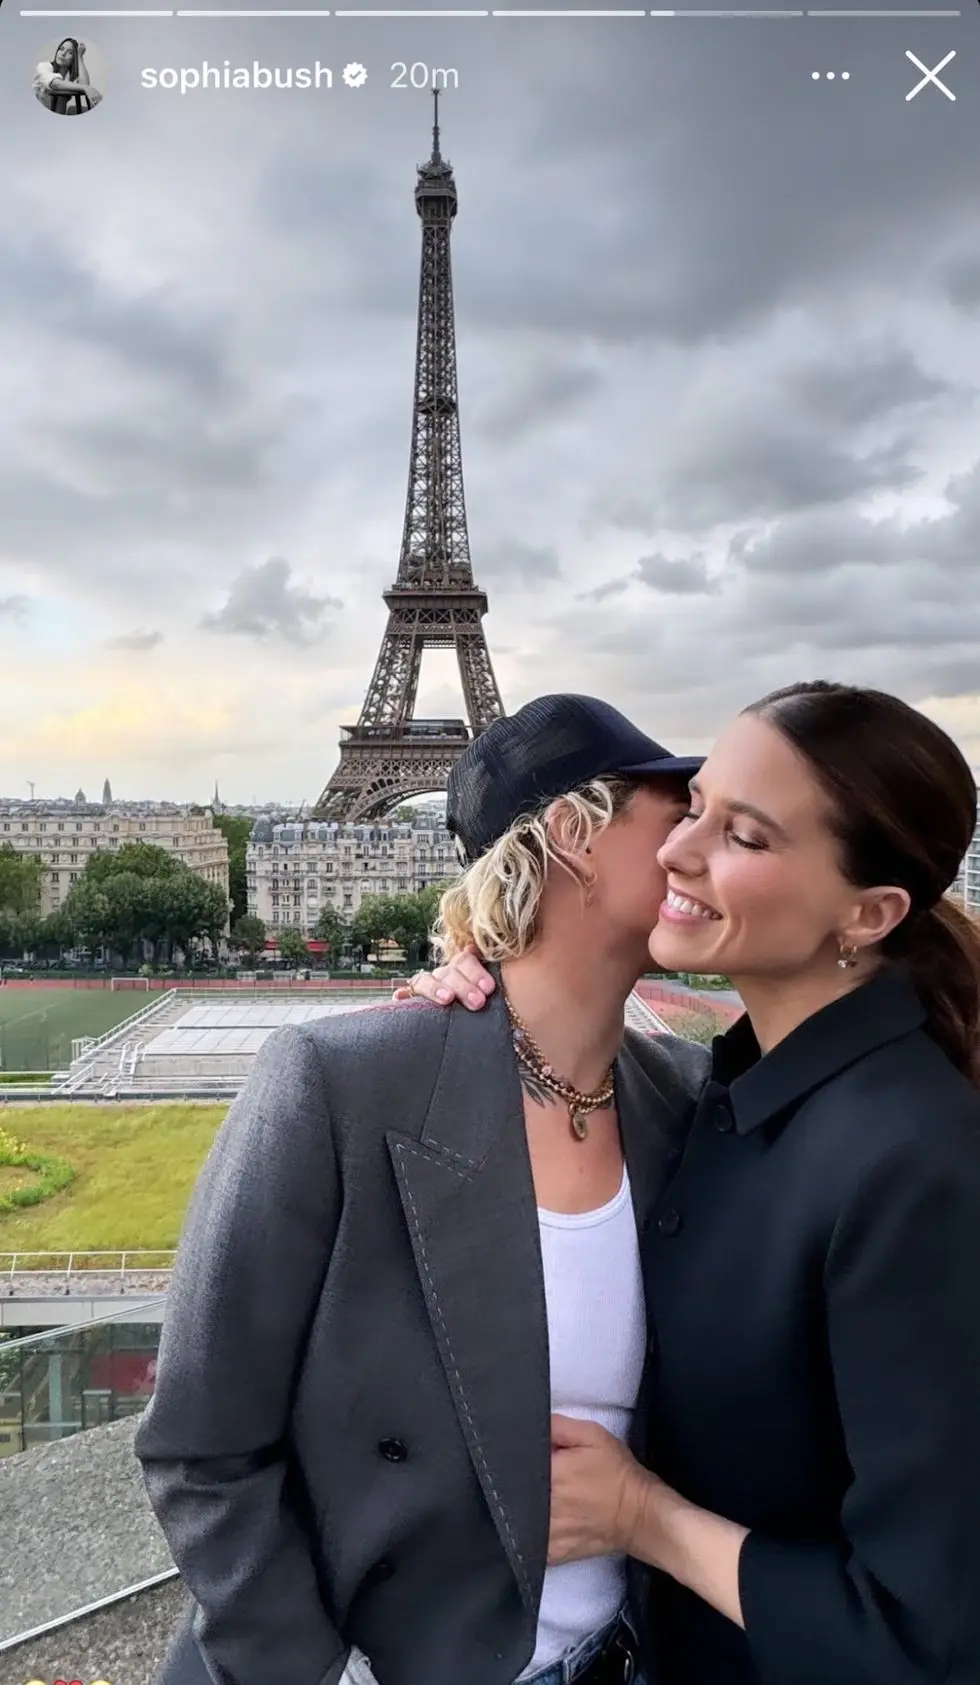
[
  {"x1": 625, "y1": 991, "x2": 673, "y2": 1036},
  {"x1": 0, "y1": 1296, "x2": 166, "y2": 1346},
  {"x1": 76, "y1": 987, "x2": 179, "y2": 1054},
  {"x1": 0, "y1": 1299, "x2": 165, "y2": 1460},
  {"x1": 118, "y1": 1041, "x2": 143, "y2": 1076},
  {"x1": 2, "y1": 1252, "x2": 175, "y2": 1295},
  {"x1": 0, "y1": 1567, "x2": 180, "y2": 1656},
  {"x1": 43, "y1": 991, "x2": 182, "y2": 1094},
  {"x1": 54, "y1": 1059, "x2": 98, "y2": 1093}
]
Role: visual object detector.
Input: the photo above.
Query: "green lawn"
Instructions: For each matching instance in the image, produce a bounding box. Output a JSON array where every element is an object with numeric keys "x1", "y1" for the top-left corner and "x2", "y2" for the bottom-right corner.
[
  {"x1": 0, "y1": 987, "x2": 153, "y2": 1071},
  {"x1": 0, "y1": 1102, "x2": 226, "y2": 1254}
]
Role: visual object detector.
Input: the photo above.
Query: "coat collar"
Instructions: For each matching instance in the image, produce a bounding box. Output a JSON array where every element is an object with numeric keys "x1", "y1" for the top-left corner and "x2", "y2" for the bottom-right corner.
[
  {"x1": 385, "y1": 967, "x2": 687, "y2": 1627},
  {"x1": 714, "y1": 966, "x2": 927, "y2": 1134},
  {"x1": 386, "y1": 981, "x2": 548, "y2": 1630}
]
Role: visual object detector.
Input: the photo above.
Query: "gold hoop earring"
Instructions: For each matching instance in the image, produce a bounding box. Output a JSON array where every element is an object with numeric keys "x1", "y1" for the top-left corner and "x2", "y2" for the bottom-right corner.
[{"x1": 837, "y1": 942, "x2": 858, "y2": 970}]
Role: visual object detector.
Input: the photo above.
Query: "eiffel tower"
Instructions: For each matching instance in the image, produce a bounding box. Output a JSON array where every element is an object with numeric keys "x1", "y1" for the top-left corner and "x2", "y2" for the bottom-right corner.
[{"x1": 313, "y1": 95, "x2": 505, "y2": 822}]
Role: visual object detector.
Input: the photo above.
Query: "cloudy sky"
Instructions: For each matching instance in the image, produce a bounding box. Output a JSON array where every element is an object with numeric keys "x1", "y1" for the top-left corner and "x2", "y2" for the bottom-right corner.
[{"x1": 0, "y1": 2, "x2": 976, "y2": 803}]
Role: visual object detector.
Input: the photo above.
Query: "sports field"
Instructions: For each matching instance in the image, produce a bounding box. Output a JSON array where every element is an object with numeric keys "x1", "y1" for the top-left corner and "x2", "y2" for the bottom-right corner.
[{"x1": 0, "y1": 989, "x2": 149, "y2": 1072}]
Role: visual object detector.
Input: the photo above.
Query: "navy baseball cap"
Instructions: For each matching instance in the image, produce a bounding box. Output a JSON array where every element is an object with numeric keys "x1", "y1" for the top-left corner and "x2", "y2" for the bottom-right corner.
[{"x1": 446, "y1": 694, "x2": 703, "y2": 862}]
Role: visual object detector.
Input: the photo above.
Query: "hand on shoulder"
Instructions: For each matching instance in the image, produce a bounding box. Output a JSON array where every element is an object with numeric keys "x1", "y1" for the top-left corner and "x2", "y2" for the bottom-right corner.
[{"x1": 392, "y1": 945, "x2": 496, "y2": 1010}]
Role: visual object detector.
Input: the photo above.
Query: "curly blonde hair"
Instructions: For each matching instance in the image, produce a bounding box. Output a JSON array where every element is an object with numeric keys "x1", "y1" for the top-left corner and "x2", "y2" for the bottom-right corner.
[{"x1": 432, "y1": 778, "x2": 639, "y2": 964}]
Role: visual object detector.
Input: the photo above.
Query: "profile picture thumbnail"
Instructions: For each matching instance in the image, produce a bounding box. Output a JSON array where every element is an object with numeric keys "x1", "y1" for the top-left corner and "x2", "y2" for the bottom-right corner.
[{"x1": 33, "y1": 37, "x2": 105, "y2": 114}]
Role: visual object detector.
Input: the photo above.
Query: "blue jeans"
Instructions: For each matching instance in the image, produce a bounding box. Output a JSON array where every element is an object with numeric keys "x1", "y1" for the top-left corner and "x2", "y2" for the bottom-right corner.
[{"x1": 521, "y1": 1610, "x2": 645, "y2": 1685}]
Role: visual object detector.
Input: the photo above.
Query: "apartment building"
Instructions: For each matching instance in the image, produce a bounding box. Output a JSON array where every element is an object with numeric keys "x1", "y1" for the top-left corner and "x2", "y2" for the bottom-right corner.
[
  {"x1": 0, "y1": 796, "x2": 230, "y2": 916},
  {"x1": 247, "y1": 814, "x2": 458, "y2": 934},
  {"x1": 953, "y1": 803, "x2": 980, "y2": 914}
]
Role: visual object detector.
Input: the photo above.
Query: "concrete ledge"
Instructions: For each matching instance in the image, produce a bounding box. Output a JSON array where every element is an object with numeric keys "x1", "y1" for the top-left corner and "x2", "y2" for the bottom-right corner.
[
  {"x1": 0, "y1": 1415, "x2": 173, "y2": 1643},
  {"x1": 1, "y1": 1574, "x2": 188, "y2": 1685}
]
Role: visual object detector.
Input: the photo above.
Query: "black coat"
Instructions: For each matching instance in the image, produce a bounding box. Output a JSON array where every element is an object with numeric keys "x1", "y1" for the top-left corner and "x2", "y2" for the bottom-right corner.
[{"x1": 641, "y1": 967, "x2": 980, "y2": 1685}]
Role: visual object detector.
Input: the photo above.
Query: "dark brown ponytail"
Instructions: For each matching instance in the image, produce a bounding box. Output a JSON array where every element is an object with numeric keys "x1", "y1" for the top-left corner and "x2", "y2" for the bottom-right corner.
[
  {"x1": 746, "y1": 681, "x2": 980, "y2": 1087},
  {"x1": 886, "y1": 899, "x2": 980, "y2": 1086}
]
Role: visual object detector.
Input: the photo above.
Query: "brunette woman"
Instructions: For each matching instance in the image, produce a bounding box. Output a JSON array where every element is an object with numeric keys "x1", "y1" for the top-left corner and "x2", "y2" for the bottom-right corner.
[{"x1": 410, "y1": 681, "x2": 980, "y2": 1685}]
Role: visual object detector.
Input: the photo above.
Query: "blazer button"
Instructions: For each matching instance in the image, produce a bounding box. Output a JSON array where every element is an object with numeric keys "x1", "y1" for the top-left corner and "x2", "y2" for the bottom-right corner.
[
  {"x1": 364, "y1": 1558, "x2": 394, "y2": 1586},
  {"x1": 658, "y1": 1208, "x2": 682, "y2": 1236},
  {"x1": 378, "y1": 1438, "x2": 408, "y2": 1462},
  {"x1": 713, "y1": 1106, "x2": 733, "y2": 1133}
]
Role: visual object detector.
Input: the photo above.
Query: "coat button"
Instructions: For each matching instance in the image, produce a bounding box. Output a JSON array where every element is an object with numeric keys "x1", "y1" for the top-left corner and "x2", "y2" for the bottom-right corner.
[
  {"x1": 658, "y1": 1208, "x2": 682, "y2": 1236},
  {"x1": 713, "y1": 1106, "x2": 733, "y2": 1133},
  {"x1": 664, "y1": 1146, "x2": 681, "y2": 1166},
  {"x1": 364, "y1": 1558, "x2": 394, "y2": 1586},
  {"x1": 378, "y1": 1438, "x2": 408, "y2": 1462}
]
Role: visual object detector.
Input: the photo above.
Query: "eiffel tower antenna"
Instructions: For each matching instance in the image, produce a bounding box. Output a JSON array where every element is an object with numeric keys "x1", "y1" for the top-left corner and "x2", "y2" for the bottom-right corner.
[{"x1": 313, "y1": 97, "x2": 505, "y2": 823}]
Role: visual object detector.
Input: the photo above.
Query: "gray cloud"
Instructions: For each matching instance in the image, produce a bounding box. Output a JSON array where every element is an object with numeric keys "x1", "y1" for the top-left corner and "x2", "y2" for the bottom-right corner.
[
  {"x1": 0, "y1": 12, "x2": 977, "y2": 796},
  {"x1": 637, "y1": 554, "x2": 716, "y2": 596},
  {"x1": 736, "y1": 461, "x2": 980, "y2": 580},
  {"x1": 476, "y1": 359, "x2": 602, "y2": 442},
  {"x1": 788, "y1": 346, "x2": 952, "y2": 429},
  {"x1": 476, "y1": 539, "x2": 562, "y2": 586},
  {"x1": 578, "y1": 577, "x2": 631, "y2": 605},
  {"x1": 104, "y1": 630, "x2": 163, "y2": 652},
  {"x1": 942, "y1": 255, "x2": 980, "y2": 315},
  {"x1": 0, "y1": 595, "x2": 29, "y2": 620},
  {"x1": 201, "y1": 557, "x2": 343, "y2": 646}
]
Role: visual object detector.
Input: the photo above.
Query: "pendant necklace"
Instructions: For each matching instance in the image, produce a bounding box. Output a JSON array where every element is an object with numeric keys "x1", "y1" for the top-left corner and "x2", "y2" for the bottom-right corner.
[{"x1": 503, "y1": 994, "x2": 614, "y2": 1142}]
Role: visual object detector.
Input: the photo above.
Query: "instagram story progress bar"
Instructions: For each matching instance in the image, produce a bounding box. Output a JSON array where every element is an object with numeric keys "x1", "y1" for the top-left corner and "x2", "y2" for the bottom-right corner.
[{"x1": 16, "y1": 5, "x2": 965, "y2": 14}]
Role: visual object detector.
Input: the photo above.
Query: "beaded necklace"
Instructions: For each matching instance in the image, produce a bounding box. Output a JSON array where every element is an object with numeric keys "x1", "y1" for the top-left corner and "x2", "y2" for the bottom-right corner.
[{"x1": 503, "y1": 994, "x2": 614, "y2": 1141}]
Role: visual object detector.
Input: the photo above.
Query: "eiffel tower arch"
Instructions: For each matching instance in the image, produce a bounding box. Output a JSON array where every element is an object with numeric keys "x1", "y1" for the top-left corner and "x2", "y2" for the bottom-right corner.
[{"x1": 313, "y1": 94, "x2": 505, "y2": 823}]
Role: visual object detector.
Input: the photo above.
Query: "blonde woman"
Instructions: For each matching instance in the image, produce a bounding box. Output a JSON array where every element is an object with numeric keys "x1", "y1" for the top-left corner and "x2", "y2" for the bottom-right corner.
[{"x1": 135, "y1": 694, "x2": 708, "y2": 1685}]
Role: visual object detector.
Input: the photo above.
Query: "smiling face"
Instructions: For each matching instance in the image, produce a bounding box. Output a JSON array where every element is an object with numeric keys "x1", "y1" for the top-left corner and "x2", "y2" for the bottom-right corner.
[
  {"x1": 648, "y1": 712, "x2": 905, "y2": 981},
  {"x1": 575, "y1": 779, "x2": 691, "y2": 955}
]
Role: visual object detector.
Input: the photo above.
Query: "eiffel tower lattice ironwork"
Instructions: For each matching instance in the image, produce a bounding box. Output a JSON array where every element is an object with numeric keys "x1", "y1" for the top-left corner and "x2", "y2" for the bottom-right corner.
[{"x1": 313, "y1": 95, "x2": 505, "y2": 823}]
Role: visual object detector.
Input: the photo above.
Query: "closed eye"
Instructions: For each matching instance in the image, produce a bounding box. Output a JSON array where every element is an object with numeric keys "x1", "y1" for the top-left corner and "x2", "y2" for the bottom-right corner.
[{"x1": 678, "y1": 810, "x2": 767, "y2": 850}]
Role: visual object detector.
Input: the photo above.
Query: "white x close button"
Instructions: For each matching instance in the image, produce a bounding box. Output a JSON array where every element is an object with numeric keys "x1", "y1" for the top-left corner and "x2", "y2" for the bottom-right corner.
[{"x1": 906, "y1": 50, "x2": 956, "y2": 102}]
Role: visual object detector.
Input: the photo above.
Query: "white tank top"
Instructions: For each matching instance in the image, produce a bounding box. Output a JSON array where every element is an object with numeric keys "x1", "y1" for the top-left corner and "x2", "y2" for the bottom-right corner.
[{"x1": 520, "y1": 1166, "x2": 646, "y2": 1676}]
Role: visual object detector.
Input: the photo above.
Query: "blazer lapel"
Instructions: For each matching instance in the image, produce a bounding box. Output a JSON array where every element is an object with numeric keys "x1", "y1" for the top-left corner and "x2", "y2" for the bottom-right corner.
[{"x1": 387, "y1": 990, "x2": 550, "y2": 1621}]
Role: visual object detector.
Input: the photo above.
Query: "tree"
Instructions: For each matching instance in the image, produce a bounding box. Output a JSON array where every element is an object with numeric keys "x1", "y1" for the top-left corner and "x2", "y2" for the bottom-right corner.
[
  {"x1": 98, "y1": 870, "x2": 154, "y2": 965},
  {"x1": 0, "y1": 845, "x2": 43, "y2": 917},
  {"x1": 60, "y1": 875, "x2": 113, "y2": 953},
  {"x1": 350, "y1": 895, "x2": 398, "y2": 961},
  {"x1": 276, "y1": 925, "x2": 310, "y2": 966},
  {"x1": 154, "y1": 873, "x2": 226, "y2": 961},
  {"x1": 85, "y1": 841, "x2": 179, "y2": 885},
  {"x1": 39, "y1": 906, "x2": 73, "y2": 956},
  {"x1": 213, "y1": 814, "x2": 254, "y2": 925},
  {"x1": 233, "y1": 914, "x2": 267, "y2": 960},
  {"x1": 349, "y1": 884, "x2": 449, "y2": 968},
  {"x1": 9, "y1": 909, "x2": 44, "y2": 958},
  {"x1": 385, "y1": 892, "x2": 436, "y2": 967},
  {"x1": 313, "y1": 904, "x2": 348, "y2": 961},
  {"x1": 60, "y1": 843, "x2": 230, "y2": 966}
]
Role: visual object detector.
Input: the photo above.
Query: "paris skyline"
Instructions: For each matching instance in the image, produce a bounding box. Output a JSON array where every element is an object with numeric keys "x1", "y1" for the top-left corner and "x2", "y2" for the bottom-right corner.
[{"x1": 0, "y1": 8, "x2": 977, "y2": 803}]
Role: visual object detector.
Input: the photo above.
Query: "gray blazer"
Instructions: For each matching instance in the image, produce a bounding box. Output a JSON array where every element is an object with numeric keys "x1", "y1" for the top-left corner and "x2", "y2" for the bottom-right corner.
[{"x1": 134, "y1": 988, "x2": 709, "y2": 1685}]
